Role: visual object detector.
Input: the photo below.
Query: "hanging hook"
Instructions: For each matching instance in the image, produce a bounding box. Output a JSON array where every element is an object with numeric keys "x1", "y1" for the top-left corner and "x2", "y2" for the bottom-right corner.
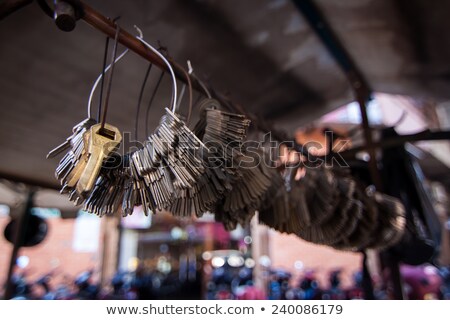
[
  {"x1": 145, "y1": 71, "x2": 165, "y2": 138},
  {"x1": 97, "y1": 36, "x2": 110, "y2": 122},
  {"x1": 99, "y1": 23, "x2": 121, "y2": 129},
  {"x1": 188, "y1": 61, "x2": 211, "y2": 99},
  {"x1": 134, "y1": 25, "x2": 178, "y2": 113},
  {"x1": 185, "y1": 61, "x2": 193, "y2": 125},
  {"x1": 87, "y1": 49, "x2": 129, "y2": 119},
  {"x1": 134, "y1": 25, "x2": 144, "y2": 39},
  {"x1": 87, "y1": 18, "x2": 131, "y2": 120},
  {"x1": 172, "y1": 59, "x2": 193, "y2": 125},
  {"x1": 135, "y1": 63, "x2": 153, "y2": 142},
  {"x1": 187, "y1": 60, "x2": 194, "y2": 75}
]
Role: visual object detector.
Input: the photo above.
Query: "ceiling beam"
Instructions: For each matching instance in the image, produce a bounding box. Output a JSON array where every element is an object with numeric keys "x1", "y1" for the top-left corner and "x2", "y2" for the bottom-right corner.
[{"x1": 291, "y1": 0, "x2": 371, "y2": 97}]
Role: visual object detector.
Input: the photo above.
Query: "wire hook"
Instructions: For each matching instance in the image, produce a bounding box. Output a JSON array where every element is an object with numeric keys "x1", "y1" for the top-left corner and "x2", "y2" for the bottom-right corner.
[
  {"x1": 188, "y1": 61, "x2": 211, "y2": 99},
  {"x1": 87, "y1": 18, "x2": 130, "y2": 120},
  {"x1": 134, "y1": 25, "x2": 178, "y2": 113},
  {"x1": 99, "y1": 23, "x2": 120, "y2": 129}
]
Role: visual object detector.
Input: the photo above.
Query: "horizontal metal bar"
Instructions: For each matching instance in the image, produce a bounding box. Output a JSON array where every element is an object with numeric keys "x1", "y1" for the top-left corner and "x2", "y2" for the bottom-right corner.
[{"x1": 338, "y1": 129, "x2": 450, "y2": 158}]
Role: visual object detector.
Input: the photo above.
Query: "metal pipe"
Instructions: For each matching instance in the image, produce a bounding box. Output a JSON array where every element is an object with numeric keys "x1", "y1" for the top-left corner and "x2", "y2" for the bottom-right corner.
[
  {"x1": 338, "y1": 129, "x2": 450, "y2": 158},
  {"x1": 80, "y1": 2, "x2": 202, "y2": 92}
]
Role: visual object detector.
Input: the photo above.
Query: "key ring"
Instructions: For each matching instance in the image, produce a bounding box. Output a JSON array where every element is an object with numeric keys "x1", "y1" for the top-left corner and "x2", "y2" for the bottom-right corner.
[
  {"x1": 87, "y1": 47, "x2": 129, "y2": 120},
  {"x1": 87, "y1": 20, "x2": 154, "y2": 122},
  {"x1": 134, "y1": 26, "x2": 178, "y2": 113},
  {"x1": 170, "y1": 59, "x2": 193, "y2": 125}
]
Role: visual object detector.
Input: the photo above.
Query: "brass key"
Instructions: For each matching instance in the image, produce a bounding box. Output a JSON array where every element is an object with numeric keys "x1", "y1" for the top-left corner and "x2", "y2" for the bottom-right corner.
[
  {"x1": 64, "y1": 130, "x2": 91, "y2": 188},
  {"x1": 76, "y1": 123, "x2": 122, "y2": 195}
]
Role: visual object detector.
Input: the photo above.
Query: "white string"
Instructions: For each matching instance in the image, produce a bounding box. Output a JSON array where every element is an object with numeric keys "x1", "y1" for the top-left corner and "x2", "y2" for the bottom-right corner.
[
  {"x1": 87, "y1": 48, "x2": 129, "y2": 119},
  {"x1": 134, "y1": 25, "x2": 178, "y2": 113}
]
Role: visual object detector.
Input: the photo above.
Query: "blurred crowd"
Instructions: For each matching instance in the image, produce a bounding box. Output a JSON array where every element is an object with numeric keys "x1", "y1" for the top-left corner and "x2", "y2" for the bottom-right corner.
[
  {"x1": 207, "y1": 264, "x2": 450, "y2": 300},
  {"x1": 6, "y1": 265, "x2": 202, "y2": 300},
  {"x1": 4, "y1": 264, "x2": 450, "y2": 300}
]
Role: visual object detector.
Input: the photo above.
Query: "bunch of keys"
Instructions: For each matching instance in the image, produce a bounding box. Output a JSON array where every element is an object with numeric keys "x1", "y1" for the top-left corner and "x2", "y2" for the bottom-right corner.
[
  {"x1": 168, "y1": 162, "x2": 229, "y2": 217},
  {"x1": 161, "y1": 107, "x2": 245, "y2": 217},
  {"x1": 159, "y1": 109, "x2": 206, "y2": 189},
  {"x1": 49, "y1": 118, "x2": 96, "y2": 204},
  {"x1": 258, "y1": 167, "x2": 302, "y2": 234},
  {"x1": 128, "y1": 108, "x2": 209, "y2": 215},
  {"x1": 175, "y1": 99, "x2": 252, "y2": 220},
  {"x1": 361, "y1": 191, "x2": 406, "y2": 250},
  {"x1": 203, "y1": 103, "x2": 251, "y2": 174},
  {"x1": 295, "y1": 168, "x2": 341, "y2": 227},
  {"x1": 214, "y1": 148, "x2": 277, "y2": 230},
  {"x1": 82, "y1": 168, "x2": 125, "y2": 217},
  {"x1": 194, "y1": 104, "x2": 275, "y2": 229},
  {"x1": 331, "y1": 188, "x2": 379, "y2": 251},
  {"x1": 168, "y1": 102, "x2": 250, "y2": 217},
  {"x1": 49, "y1": 119, "x2": 122, "y2": 207},
  {"x1": 256, "y1": 165, "x2": 406, "y2": 251}
]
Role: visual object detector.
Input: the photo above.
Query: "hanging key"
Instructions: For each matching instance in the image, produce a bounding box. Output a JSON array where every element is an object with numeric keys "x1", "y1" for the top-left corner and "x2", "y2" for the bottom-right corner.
[{"x1": 76, "y1": 123, "x2": 122, "y2": 195}]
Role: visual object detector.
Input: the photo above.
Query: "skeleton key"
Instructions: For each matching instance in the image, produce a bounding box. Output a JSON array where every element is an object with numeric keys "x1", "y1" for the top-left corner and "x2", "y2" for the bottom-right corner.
[{"x1": 76, "y1": 123, "x2": 122, "y2": 195}]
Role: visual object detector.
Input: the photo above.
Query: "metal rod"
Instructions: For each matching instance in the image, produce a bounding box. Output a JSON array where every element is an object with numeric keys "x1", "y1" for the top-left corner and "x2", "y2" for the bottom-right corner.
[
  {"x1": 291, "y1": 0, "x2": 370, "y2": 92},
  {"x1": 80, "y1": 2, "x2": 201, "y2": 91},
  {"x1": 97, "y1": 36, "x2": 110, "y2": 122},
  {"x1": 338, "y1": 129, "x2": 450, "y2": 158},
  {"x1": 100, "y1": 24, "x2": 120, "y2": 130}
]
